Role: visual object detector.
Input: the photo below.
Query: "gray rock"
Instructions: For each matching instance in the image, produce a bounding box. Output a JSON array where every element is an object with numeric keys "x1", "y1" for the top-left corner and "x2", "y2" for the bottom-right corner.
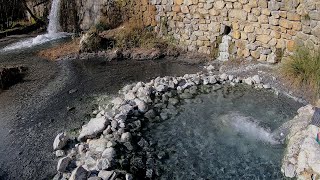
[
  {"x1": 102, "y1": 147, "x2": 116, "y2": 161},
  {"x1": 180, "y1": 92, "x2": 193, "y2": 99},
  {"x1": 144, "y1": 109, "x2": 156, "y2": 119},
  {"x1": 53, "y1": 132, "x2": 69, "y2": 150},
  {"x1": 168, "y1": 98, "x2": 179, "y2": 106},
  {"x1": 125, "y1": 174, "x2": 133, "y2": 180},
  {"x1": 88, "y1": 138, "x2": 108, "y2": 153},
  {"x1": 107, "y1": 141, "x2": 117, "y2": 148},
  {"x1": 98, "y1": 170, "x2": 117, "y2": 180},
  {"x1": 252, "y1": 75, "x2": 261, "y2": 84},
  {"x1": 69, "y1": 166, "x2": 88, "y2": 180},
  {"x1": 121, "y1": 132, "x2": 132, "y2": 142},
  {"x1": 96, "y1": 158, "x2": 112, "y2": 170},
  {"x1": 220, "y1": 73, "x2": 228, "y2": 81},
  {"x1": 244, "y1": 77, "x2": 253, "y2": 85},
  {"x1": 134, "y1": 98, "x2": 148, "y2": 113},
  {"x1": 88, "y1": 177, "x2": 102, "y2": 180},
  {"x1": 155, "y1": 85, "x2": 167, "y2": 92},
  {"x1": 78, "y1": 117, "x2": 108, "y2": 141},
  {"x1": 57, "y1": 157, "x2": 71, "y2": 172}
]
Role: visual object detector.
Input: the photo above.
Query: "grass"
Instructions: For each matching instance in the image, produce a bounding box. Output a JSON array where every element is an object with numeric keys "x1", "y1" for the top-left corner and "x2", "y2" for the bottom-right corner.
[
  {"x1": 38, "y1": 38, "x2": 80, "y2": 60},
  {"x1": 281, "y1": 46, "x2": 320, "y2": 101}
]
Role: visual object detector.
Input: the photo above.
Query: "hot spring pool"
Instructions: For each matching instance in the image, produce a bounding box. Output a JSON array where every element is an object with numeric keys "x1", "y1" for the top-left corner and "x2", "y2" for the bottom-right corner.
[{"x1": 145, "y1": 86, "x2": 302, "y2": 179}]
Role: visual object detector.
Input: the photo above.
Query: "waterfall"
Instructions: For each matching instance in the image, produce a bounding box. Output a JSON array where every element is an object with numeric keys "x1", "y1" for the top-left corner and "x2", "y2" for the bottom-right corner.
[
  {"x1": 47, "y1": 0, "x2": 62, "y2": 34},
  {"x1": 2, "y1": 0, "x2": 68, "y2": 51}
]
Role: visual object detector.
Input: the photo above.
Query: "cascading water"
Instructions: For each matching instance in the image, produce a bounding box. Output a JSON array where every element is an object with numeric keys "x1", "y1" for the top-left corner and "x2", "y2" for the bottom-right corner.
[{"x1": 2, "y1": 0, "x2": 68, "y2": 51}]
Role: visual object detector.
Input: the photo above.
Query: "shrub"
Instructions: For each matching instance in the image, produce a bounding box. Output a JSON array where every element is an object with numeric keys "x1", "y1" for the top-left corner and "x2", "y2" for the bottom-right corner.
[
  {"x1": 114, "y1": 21, "x2": 175, "y2": 49},
  {"x1": 281, "y1": 46, "x2": 320, "y2": 101}
]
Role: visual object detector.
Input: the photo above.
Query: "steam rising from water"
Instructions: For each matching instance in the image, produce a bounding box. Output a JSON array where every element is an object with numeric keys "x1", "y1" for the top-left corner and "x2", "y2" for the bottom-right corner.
[{"x1": 2, "y1": 0, "x2": 68, "y2": 51}]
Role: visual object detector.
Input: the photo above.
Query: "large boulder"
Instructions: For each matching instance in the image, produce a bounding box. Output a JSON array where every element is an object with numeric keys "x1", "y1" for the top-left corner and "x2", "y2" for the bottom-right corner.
[
  {"x1": 78, "y1": 117, "x2": 108, "y2": 141},
  {"x1": 281, "y1": 105, "x2": 319, "y2": 179}
]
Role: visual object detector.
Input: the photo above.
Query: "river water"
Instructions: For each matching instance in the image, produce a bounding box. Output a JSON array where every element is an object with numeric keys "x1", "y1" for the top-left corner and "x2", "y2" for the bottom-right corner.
[{"x1": 146, "y1": 86, "x2": 302, "y2": 179}]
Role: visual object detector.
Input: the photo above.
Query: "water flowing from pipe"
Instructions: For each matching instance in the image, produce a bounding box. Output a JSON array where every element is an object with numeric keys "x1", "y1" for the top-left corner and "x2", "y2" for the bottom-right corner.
[{"x1": 2, "y1": 0, "x2": 68, "y2": 51}]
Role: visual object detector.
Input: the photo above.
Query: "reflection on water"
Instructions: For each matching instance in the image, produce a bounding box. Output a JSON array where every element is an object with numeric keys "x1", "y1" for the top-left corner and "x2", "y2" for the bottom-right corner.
[{"x1": 146, "y1": 86, "x2": 301, "y2": 179}]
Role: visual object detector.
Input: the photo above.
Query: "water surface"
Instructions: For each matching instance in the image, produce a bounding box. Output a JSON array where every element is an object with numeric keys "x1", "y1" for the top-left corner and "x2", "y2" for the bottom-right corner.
[{"x1": 147, "y1": 86, "x2": 301, "y2": 179}]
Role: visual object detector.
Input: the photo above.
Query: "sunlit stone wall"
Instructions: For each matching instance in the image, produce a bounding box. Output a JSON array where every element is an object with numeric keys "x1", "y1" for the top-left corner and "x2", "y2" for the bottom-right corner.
[{"x1": 150, "y1": 0, "x2": 320, "y2": 63}]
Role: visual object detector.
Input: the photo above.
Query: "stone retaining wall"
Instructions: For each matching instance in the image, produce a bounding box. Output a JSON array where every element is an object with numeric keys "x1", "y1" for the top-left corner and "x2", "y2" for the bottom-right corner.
[{"x1": 150, "y1": 0, "x2": 320, "y2": 63}]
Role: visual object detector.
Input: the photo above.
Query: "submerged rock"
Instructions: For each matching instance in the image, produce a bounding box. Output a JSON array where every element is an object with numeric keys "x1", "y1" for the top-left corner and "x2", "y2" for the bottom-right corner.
[{"x1": 78, "y1": 117, "x2": 108, "y2": 141}]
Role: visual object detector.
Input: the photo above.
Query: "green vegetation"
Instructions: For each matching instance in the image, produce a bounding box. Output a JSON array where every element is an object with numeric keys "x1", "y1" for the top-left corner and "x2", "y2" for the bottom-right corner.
[
  {"x1": 281, "y1": 46, "x2": 320, "y2": 101},
  {"x1": 114, "y1": 22, "x2": 176, "y2": 49}
]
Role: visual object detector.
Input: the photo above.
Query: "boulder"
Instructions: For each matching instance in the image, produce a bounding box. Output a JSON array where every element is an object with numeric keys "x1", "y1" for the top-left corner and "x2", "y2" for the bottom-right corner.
[
  {"x1": 134, "y1": 98, "x2": 148, "y2": 113},
  {"x1": 102, "y1": 147, "x2": 116, "y2": 161},
  {"x1": 57, "y1": 157, "x2": 71, "y2": 172},
  {"x1": 53, "y1": 132, "x2": 69, "y2": 150},
  {"x1": 98, "y1": 170, "x2": 117, "y2": 180},
  {"x1": 78, "y1": 117, "x2": 108, "y2": 141},
  {"x1": 69, "y1": 166, "x2": 88, "y2": 180},
  {"x1": 281, "y1": 105, "x2": 318, "y2": 179}
]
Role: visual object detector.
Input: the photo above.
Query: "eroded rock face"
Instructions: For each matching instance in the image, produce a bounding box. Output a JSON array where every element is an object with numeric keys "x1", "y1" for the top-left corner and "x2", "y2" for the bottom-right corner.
[{"x1": 281, "y1": 105, "x2": 320, "y2": 179}]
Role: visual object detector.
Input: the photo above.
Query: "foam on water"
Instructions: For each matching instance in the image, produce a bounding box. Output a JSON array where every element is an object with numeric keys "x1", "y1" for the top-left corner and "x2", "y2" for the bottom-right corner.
[
  {"x1": 2, "y1": 0, "x2": 68, "y2": 52},
  {"x1": 220, "y1": 112, "x2": 280, "y2": 145}
]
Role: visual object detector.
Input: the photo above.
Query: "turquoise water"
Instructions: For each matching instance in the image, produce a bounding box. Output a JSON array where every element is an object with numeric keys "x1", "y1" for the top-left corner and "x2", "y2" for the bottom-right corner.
[{"x1": 146, "y1": 86, "x2": 301, "y2": 179}]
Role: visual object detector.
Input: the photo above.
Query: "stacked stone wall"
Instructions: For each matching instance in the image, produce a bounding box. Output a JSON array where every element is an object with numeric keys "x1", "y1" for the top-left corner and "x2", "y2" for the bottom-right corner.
[{"x1": 149, "y1": 0, "x2": 320, "y2": 62}]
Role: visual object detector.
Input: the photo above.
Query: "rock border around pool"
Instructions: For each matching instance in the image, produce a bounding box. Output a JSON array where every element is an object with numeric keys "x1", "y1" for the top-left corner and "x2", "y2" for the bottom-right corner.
[{"x1": 52, "y1": 66, "x2": 299, "y2": 180}]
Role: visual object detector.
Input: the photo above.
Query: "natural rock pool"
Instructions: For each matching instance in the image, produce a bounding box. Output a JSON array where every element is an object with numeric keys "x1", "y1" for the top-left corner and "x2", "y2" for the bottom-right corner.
[{"x1": 145, "y1": 86, "x2": 302, "y2": 179}]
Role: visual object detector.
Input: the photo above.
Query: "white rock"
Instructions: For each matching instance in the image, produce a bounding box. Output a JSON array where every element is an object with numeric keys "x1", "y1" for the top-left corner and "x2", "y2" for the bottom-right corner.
[
  {"x1": 111, "y1": 97, "x2": 124, "y2": 107},
  {"x1": 244, "y1": 77, "x2": 253, "y2": 85},
  {"x1": 208, "y1": 76, "x2": 217, "y2": 84},
  {"x1": 88, "y1": 138, "x2": 108, "y2": 153},
  {"x1": 124, "y1": 91, "x2": 136, "y2": 100},
  {"x1": 252, "y1": 75, "x2": 261, "y2": 84},
  {"x1": 102, "y1": 147, "x2": 116, "y2": 161},
  {"x1": 55, "y1": 150, "x2": 65, "y2": 157},
  {"x1": 98, "y1": 170, "x2": 116, "y2": 180},
  {"x1": 69, "y1": 166, "x2": 88, "y2": 180},
  {"x1": 134, "y1": 98, "x2": 148, "y2": 113},
  {"x1": 57, "y1": 157, "x2": 71, "y2": 172},
  {"x1": 121, "y1": 132, "x2": 132, "y2": 142},
  {"x1": 53, "y1": 132, "x2": 69, "y2": 150},
  {"x1": 78, "y1": 117, "x2": 108, "y2": 141},
  {"x1": 206, "y1": 65, "x2": 215, "y2": 71},
  {"x1": 220, "y1": 73, "x2": 228, "y2": 81},
  {"x1": 263, "y1": 83, "x2": 271, "y2": 89}
]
